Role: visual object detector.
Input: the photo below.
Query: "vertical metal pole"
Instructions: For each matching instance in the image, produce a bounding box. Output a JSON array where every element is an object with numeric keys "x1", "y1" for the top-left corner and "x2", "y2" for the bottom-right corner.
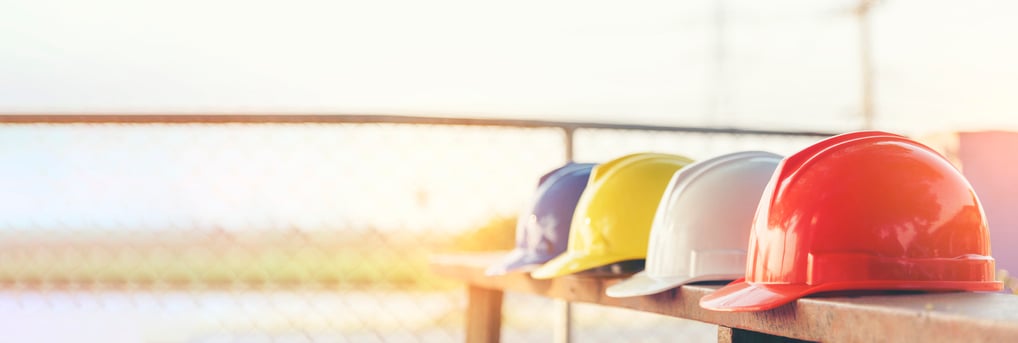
[
  {"x1": 554, "y1": 299, "x2": 573, "y2": 343},
  {"x1": 556, "y1": 127, "x2": 574, "y2": 343},
  {"x1": 563, "y1": 127, "x2": 575, "y2": 162},
  {"x1": 858, "y1": 0, "x2": 876, "y2": 130}
]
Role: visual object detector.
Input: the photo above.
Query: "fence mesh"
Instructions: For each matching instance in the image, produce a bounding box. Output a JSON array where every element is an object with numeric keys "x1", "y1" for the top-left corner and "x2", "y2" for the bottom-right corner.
[{"x1": 0, "y1": 122, "x2": 824, "y2": 342}]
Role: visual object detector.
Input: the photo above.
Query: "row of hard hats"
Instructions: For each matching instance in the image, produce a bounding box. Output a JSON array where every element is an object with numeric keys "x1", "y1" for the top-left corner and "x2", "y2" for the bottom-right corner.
[{"x1": 486, "y1": 131, "x2": 1002, "y2": 312}]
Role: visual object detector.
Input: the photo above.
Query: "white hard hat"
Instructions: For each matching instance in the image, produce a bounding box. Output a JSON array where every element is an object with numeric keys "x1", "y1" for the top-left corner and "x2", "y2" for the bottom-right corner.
[{"x1": 605, "y1": 151, "x2": 781, "y2": 297}]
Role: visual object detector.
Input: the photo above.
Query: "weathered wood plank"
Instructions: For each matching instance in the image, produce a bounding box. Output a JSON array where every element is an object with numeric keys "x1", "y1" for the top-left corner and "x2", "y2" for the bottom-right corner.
[{"x1": 431, "y1": 252, "x2": 1018, "y2": 343}]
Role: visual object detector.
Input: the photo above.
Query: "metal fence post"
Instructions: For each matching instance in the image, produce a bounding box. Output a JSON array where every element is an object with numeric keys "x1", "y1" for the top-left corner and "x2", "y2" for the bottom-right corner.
[
  {"x1": 555, "y1": 126, "x2": 576, "y2": 343},
  {"x1": 554, "y1": 299, "x2": 573, "y2": 343},
  {"x1": 563, "y1": 127, "x2": 575, "y2": 162}
]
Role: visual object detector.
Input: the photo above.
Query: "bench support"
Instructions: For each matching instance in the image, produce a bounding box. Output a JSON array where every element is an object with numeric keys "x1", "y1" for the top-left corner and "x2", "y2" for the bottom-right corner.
[
  {"x1": 466, "y1": 285, "x2": 504, "y2": 343},
  {"x1": 718, "y1": 326, "x2": 812, "y2": 343}
]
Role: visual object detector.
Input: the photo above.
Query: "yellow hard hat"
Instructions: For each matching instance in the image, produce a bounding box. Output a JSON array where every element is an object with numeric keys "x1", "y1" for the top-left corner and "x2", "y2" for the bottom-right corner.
[{"x1": 530, "y1": 152, "x2": 694, "y2": 279}]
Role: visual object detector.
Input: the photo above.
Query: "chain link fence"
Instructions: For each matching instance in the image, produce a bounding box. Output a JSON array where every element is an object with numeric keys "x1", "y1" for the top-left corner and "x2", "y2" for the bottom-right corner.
[{"x1": 0, "y1": 118, "x2": 830, "y2": 342}]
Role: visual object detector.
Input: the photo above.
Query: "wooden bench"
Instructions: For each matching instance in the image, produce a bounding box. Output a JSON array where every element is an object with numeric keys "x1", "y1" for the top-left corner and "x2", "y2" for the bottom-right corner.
[{"x1": 431, "y1": 252, "x2": 1018, "y2": 342}]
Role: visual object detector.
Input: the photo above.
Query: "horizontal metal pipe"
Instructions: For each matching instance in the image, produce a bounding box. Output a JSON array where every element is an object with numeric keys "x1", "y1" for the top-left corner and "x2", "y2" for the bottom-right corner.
[{"x1": 0, "y1": 114, "x2": 838, "y2": 137}]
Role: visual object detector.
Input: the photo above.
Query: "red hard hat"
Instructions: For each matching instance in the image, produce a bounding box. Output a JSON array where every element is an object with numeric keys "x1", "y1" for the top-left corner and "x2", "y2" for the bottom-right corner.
[{"x1": 700, "y1": 131, "x2": 1002, "y2": 312}]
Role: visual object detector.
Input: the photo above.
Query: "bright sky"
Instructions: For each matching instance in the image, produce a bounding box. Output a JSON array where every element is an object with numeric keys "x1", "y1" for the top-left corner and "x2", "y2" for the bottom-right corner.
[
  {"x1": 2, "y1": 0, "x2": 1018, "y2": 232},
  {"x1": 3, "y1": 0, "x2": 1017, "y2": 133}
]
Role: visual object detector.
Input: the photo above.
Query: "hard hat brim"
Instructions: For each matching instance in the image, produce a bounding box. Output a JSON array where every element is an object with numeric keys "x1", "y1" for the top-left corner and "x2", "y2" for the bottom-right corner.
[
  {"x1": 699, "y1": 278, "x2": 812, "y2": 312},
  {"x1": 485, "y1": 249, "x2": 552, "y2": 276},
  {"x1": 700, "y1": 277, "x2": 1006, "y2": 312},
  {"x1": 606, "y1": 271, "x2": 743, "y2": 298},
  {"x1": 701, "y1": 277, "x2": 1005, "y2": 312},
  {"x1": 530, "y1": 251, "x2": 639, "y2": 280}
]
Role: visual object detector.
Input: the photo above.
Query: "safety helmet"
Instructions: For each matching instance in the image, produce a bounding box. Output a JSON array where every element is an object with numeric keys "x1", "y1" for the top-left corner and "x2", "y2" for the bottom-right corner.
[
  {"x1": 700, "y1": 131, "x2": 1002, "y2": 312},
  {"x1": 530, "y1": 153, "x2": 694, "y2": 279},
  {"x1": 606, "y1": 151, "x2": 782, "y2": 297},
  {"x1": 485, "y1": 163, "x2": 595, "y2": 276}
]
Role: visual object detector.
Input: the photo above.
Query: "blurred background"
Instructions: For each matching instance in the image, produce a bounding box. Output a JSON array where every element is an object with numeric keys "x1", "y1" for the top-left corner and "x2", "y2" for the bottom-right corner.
[{"x1": 2, "y1": 0, "x2": 1018, "y2": 341}]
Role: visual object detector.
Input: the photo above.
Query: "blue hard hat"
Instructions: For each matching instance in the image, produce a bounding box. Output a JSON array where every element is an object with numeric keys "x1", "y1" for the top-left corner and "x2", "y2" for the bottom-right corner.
[{"x1": 485, "y1": 163, "x2": 595, "y2": 276}]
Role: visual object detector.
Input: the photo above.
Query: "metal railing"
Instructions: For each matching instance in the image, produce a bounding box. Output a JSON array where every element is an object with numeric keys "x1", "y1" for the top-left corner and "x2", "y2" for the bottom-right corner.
[{"x1": 0, "y1": 114, "x2": 838, "y2": 161}]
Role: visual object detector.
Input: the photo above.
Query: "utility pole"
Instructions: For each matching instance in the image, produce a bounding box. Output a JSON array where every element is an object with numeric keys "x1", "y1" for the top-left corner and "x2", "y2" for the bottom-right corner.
[
  {"x1": 857, "y1": 0, "x2": 876, "y2": 130},
  {"x1": 708, "y1": 0, "x2": 728, "y2": 125}
]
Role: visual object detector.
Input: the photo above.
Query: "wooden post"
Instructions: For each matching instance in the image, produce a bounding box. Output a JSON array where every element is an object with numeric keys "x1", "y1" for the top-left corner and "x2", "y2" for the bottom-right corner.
[{"x1": 466, "y1": 285, "x2": 504, "y2": 343}]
